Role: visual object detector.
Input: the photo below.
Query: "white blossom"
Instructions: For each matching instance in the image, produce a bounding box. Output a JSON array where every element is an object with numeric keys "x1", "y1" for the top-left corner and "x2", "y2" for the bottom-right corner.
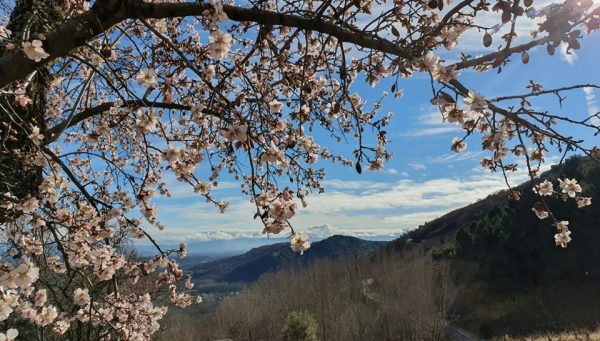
[
  {"x1": 136, "y1": 68, "x2": 159, "y2": 88},
  {"x1": 208, "y1": 30, "x2": 232, "y2": 60},
  {"x1": 0, "y1": 328, "x2": 18, "y2": 341},
  {"x1": 290, "y1": 233, "x2": 311, "y2": 255},
  {"x1": 558, "y1": 178, "x2": 582, "y2": 198},
  {"x1": 534, "y1": 180, "x2": 554, "y2": 196},
  {"x1": 73, "y1": 288, "x2": 90, "y2": 306},
  {"x1": 22, "y1": 40, "x2": 49, "y2": 62}
]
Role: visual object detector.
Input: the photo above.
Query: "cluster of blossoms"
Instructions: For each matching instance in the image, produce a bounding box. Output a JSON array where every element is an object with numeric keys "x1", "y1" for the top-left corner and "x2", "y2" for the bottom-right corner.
[
  {"x1": 421, "y1": 52, "x2": 460, "y2": 83},
  {"x1": 254, "y1": 188, "x2": 300, "y2": 235},
  {"x1": 72, "y1": 293, "x2": 168, "y2": 339},
  {"x1": 531, "y1": 178, "x2": 591, "y2": 247}
]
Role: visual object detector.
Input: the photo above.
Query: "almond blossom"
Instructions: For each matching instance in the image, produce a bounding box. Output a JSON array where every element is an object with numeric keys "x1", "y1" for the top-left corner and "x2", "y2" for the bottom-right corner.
[
  {"x1": 269, "y1": 99, "x2": 283, "y2": 113},
  {"x1": 209, "y1": 29, "x2": 233, "y2": 60},
  {"x1": 464, "y1": 91, "x2": 488, "y2": 112},
  {"x1": 14, "y1": 87, "x2": 32, "y2": 107},
  {"x1": 291, "y1": 233, "x2": 311, "y2": 255},
  {"x1": 39, "y1": 305, "x2": 58, "y2": 326},
  {"x1": 28, "y1": 126, "x2": 44, "y2": 145},
  {"x1": 135, "y1": 68, "x2": 159, "y2": 88},
  {"x1": 22, "y1": 39, "x2": 49, "y2": 62},
  {"x1": 576, "y1": 197, "x2": 592, "y2": 208},
  {"x1": 73, "y1": 288, "x2": 90, "y2": 306},
  {"x1": 0, "y1": 25, "x2": 10, "y2": 40},
  {"x1": 0, "y1": 329, "x2": 18, "y2": 341},
  {"x1": 534, "y1": 180, "x2": 554, "y2": 196},
  {"x1": 558, "y1": 178, "x2": 582, "y2": 198},
  {"x1": 0, "y1": 292, "x2": 14, "y2": 321},
  {"x1": 532, "y1": 206, "x2": 550, "y2": 220},
  {"x1": 260, "y1": 141, "x2": 286, "y2": 165},
  {"x1": 554, "y1": 221, "x2": 570, "y2": 232},
  {"x1": 451, "y1": 137, "x2": 467, "y2": 153},
  {"x1": 34, "y1": 289, "x2": 47, "y2": 307},
  {"x1": 555, "y1": 230, "x2": 572, "y2": 248}
]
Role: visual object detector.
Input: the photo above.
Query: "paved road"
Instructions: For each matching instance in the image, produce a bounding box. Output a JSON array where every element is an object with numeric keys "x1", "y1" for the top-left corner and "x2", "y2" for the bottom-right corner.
[{"x1": 448, "y1": 326, "x2": 482, "y2": 341}]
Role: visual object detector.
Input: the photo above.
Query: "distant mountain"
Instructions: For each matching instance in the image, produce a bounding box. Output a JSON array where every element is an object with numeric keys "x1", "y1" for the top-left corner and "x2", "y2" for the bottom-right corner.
[
  {"x1": 136, "y1": 237, "x2": 291, "y2": 258},
  {"x1": 188, "y1": 235, "x2": 387, "y2": 283},
  {"x1": 388, "y1": 155, "x2": 600, "y2": 288}
]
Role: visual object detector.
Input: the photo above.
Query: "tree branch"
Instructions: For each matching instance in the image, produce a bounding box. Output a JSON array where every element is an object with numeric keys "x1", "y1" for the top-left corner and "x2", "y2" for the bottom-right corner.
[
  {"x1": 0, "y1": 0, "x2": 416, "y2": 89},
  {"x1": 45, "y1": 100, "x2": 190, "y2": 143}
]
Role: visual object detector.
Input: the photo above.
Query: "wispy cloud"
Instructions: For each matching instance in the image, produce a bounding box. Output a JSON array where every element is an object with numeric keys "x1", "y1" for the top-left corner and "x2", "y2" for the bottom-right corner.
[
  {"x1": 560, "y1": 43, "x2": 578, "y2": 65},
  {"x1": 324, "y1": 180, "x2": 391, "y2": 192},
  {"x1": 401, "y1": 127, "x2": 460, "y2": 137},
  {"x1": 583, "y1": 87, "x2": 600, "y2": 125},
  {"x1": 400, "y1": 110, "x2": 461, "y2": 137},
  {"x1": 428, "y1": 151, "x2": 483, "y2": 164},
  {"x1": 152, "y1": 162, "x2": 541, "y2": 243},
  {"x1": 147, "y1": 224, "x2": 402, "y2": 243},
  {"x1": 408, "y1": 163, "x2": 427, "y2": 170},
  {"x1": 160, "y1": 174, "x2": 239, "y2": 199}
]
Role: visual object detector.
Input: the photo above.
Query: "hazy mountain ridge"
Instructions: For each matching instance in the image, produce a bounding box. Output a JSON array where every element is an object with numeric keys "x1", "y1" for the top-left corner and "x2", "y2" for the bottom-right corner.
[{"x1": 187, "y1": 235, "x2": 387, "y2": 283}]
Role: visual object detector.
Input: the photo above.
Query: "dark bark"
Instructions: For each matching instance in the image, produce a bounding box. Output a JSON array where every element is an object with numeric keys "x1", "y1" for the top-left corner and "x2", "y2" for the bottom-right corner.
[{"x1": 0, "y1": 0, "x2": 63, "y2": 223}]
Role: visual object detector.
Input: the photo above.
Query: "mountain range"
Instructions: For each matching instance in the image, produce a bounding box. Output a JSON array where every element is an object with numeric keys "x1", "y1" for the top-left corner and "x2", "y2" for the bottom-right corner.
[{"x1": 187, "y1": 235, "x2": 386, "y2": 283}]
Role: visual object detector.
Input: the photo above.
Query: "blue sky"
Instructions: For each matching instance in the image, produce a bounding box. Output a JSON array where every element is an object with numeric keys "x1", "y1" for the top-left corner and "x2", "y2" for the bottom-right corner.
[{"x1": 145, "y1": 6, "x2": 600, "y2": 246}]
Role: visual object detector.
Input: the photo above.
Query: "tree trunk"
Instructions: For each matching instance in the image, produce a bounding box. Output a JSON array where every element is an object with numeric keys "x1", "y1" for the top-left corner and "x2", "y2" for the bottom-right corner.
[{"x1": 0, "y1": 0, "x2": 63, "y2": 223}]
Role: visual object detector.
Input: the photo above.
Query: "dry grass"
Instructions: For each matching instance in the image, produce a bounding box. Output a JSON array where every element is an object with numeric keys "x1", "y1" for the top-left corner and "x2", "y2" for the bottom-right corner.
[
  {"x1": 155, "y1": 248, "x2": 456, "y2": 341},
  {"x1": 494, "y1": 329, "x2": 600, "y2": 341}
]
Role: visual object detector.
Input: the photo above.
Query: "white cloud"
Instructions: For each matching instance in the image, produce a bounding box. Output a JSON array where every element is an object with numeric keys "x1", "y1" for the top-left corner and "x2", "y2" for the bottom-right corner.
[
  {"x1": 401, "y1": 110, "x2": 461, "y2": 137},
  {"x1": 302, "y1": 171, "x2": 521, "y2": 215},
  {"x1": 151, "y1": 157, "x2": 556, "y2": 243},
  {"x1": 583, "y1": 87, "x2": 600, "y2": 125},
  {"x1": 428, "y1": 151, "x2": 483, "y2": 164},
  {"x1": 324, "y1": 179, "x2": 391, "y2": 192},
  {"x1": 420, "y1": 111, "x2": 445, "y2": 125},
  {"x1": 148, "y1": 224, "x2": 402, "y2": 243},
  {"x1": 408, "y1": 163, "x2": 427, "y2": 170},
  {"x1": 401, "y1": 126, "x2": 460, "y2": 137},
  {"x1": 560, "y1": 43, "x2": 578, "y2": 65},
  {"x1": 159, "y1": 174, "x2": 239, "y2": 199},
  {"x1": 304, "y1": 224, "x2": 402, "y2": 238}
]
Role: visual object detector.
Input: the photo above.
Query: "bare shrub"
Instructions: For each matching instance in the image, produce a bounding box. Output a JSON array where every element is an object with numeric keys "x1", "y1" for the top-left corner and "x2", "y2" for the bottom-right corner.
[{"x1": 157, "y1": 248, "x2": 456, "y2": 341}]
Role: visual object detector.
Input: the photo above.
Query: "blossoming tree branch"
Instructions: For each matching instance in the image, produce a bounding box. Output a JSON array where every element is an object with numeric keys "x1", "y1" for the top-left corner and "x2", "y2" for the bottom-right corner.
[{"x1": 0, "y1": 0, "x2": 598, "y2": 339}]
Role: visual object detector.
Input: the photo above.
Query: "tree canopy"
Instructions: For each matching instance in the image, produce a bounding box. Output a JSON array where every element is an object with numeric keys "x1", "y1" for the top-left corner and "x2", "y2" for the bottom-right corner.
[{"x1": 0, "y1": 0, "x2": 598, "y2": 339}]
